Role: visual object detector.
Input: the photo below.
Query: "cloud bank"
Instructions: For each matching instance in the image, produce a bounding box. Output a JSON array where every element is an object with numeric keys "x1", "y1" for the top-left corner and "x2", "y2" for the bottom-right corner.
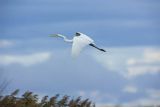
[
  {"x1": 0, "y1": 52, "x2": 51, "y2": 67},
  {"x1": 91, "y1": 47, "x2": 160, "y2": 78},
  {"x1": 0, "y1": 40, "x2": 13, "y2": 48}
]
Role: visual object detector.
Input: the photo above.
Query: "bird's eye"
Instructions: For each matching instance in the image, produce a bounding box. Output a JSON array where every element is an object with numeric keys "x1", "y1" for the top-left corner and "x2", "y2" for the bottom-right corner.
[{"x1": 75, "y1": 32, "x2": 81, "y2": 36}]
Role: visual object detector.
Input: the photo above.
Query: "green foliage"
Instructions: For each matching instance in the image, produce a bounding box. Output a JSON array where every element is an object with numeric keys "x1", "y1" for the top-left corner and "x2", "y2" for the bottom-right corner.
[{"x1": 0, "y1": 90, "x2": 95, "y2": 107}]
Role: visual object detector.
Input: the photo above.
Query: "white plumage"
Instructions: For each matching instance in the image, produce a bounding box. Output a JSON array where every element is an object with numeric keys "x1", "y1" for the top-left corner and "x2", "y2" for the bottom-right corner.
[
  {"x1": 49, "y1": 32, "x2": 105, "y2": 57},
  {"x1": 72, "y1": 33, "x2": 94, "y2": 57}
]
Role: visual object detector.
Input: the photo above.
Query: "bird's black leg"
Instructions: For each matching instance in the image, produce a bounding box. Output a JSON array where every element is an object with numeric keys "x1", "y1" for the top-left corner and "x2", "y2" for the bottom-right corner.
[{"x1": 89, "y1": 43, "x2": 106, "y2": 52}]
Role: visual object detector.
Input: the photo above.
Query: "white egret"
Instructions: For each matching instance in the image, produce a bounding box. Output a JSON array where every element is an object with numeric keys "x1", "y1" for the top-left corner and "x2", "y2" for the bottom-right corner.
[{"x1": 49, "y1": 32, "x2": 106, "y2": 57}]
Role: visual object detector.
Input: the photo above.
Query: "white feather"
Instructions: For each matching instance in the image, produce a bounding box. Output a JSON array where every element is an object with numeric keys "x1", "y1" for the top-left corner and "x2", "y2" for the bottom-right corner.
[{"x1": 72, "y1": 33, "x2": 94, "y2": 57}]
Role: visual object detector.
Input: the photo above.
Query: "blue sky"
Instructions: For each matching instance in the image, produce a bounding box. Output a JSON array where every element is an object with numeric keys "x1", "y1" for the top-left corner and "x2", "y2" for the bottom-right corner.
[{"x1": 0, "y1": 0, "x2": 160, "y2": 106}]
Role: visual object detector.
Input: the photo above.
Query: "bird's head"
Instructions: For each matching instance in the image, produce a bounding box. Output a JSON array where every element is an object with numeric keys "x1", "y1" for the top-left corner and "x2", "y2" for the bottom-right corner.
[
  {"x1": 75, "y1": 32, "x2": 81, "y2": 36},
  {"x1": 49, "y1": 34, "x2": 61, "y2": 38}
]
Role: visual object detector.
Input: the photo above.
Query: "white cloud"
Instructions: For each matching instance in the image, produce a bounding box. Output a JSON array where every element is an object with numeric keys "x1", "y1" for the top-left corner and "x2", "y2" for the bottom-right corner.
[
  {"x1": 126, "y1": 48, "x2": 160, "y2": 65},
  {"x1": 144, "y1": 48, "x2": 160, "y2": 61},
  {"x1": 77, "y1": 90, "x2": 118, "y2": 103},
  {"x1": 96, "y1": 103, "x2": 118, "y2": 107},
  {"x1": 126, "y1": 89, "x2": 160, "y2": 106},
  {"x1": 127, "y1": 66, "x2": 160, "y2": 77},
  {"x1": 146, "y1": 89, "x2": 160, "y2": 99},
  {"x1": 91, "y1": 47, "x2": 160, "y2": 78},
  {"x1": 0, "y1": 40, "x2": 13, "y2": 48},
  {"x1": 133, "y1": 98, "x2": 160, "y2": 106},
  {"x1": 98, "y1": 89, "x2": 160, "y2": 106},
  {"x1": 123, "y1": 86, "x2": 138, "y2": 93},
  {"x1": 0, "y1": 52, "x2": 51, "y2": 67},
  {"x1": 126, "y1": 48, "x2": 160, "y2": 78},
  {"x1": 77, "y1": 90, "x2": 102, "y2": 101}
]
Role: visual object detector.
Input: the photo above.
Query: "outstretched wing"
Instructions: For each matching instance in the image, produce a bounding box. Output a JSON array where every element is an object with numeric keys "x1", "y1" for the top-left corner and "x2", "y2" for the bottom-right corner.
[{"x1": 72, "y1": 34, "x2": 94, "y2": 57}]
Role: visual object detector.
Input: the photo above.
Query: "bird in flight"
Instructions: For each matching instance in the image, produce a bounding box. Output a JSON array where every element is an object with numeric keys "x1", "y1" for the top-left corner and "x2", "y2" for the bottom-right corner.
[{"x1": 49, "y1": 32, "x2": 106, "y2": 57}]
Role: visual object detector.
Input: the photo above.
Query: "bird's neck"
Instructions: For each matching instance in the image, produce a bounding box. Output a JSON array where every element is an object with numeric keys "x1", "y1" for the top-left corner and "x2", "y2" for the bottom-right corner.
[{"x1": 61, "y1": 35, "x2": 73, "y2": 43}]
